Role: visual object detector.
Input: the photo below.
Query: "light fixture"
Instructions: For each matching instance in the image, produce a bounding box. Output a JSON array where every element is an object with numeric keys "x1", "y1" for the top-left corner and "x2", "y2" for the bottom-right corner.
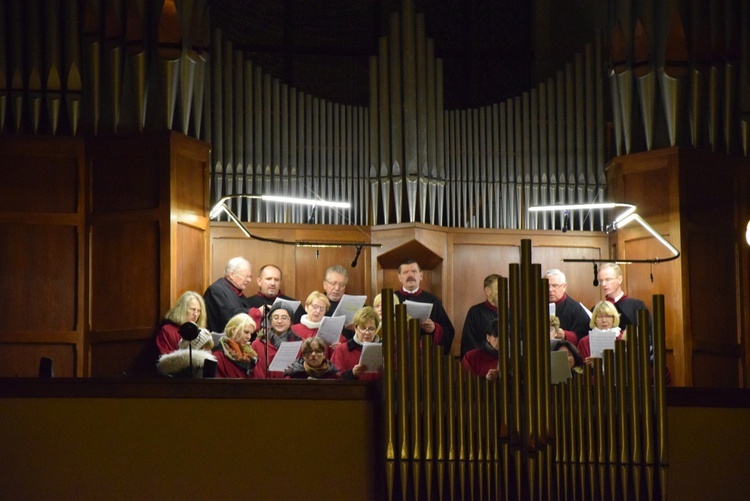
[
  {"x1": 528, "y1": 202, "x2": 680, "y2": 264},
  {"x1": 208, "y1": 195, "x2": 380, "y2": 264},
  {"x1": 746, "y1": 220, "x2": 750, "y2": 246}
]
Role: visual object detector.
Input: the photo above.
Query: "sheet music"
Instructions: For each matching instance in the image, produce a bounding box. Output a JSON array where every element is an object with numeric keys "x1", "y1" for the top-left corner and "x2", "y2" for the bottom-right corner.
[
  {"x1": 268, "y1": 340, "x2": 303, "y2": 372},
  {"x1": 332, "y1": 294, "x2": 367, "y2": 325},
  {"x1": 549, "y1": 302, "x2": 556, "y2": 317},
  {"x1": 315, "y1": 315, "x2": 346, "y2": 345},
  {"x1": 403, "y1": 300, "x2": 433, "y2": 320},
  {"x1": 358, "y1": 342, "x2": 383, "y2": 373},
  {"x1": 588, "y1": 328, "x2": 618, "y2": 358},
  {"x1": 550, "y1": 350, "x2": 572, "y2": 384},
  {"x1": 272, "y1": 297, "x2": 301, "y2": 315}
]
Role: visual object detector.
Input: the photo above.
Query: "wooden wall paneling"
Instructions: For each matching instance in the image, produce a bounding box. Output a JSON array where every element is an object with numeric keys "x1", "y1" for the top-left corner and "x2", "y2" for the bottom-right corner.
[
  {"x1": 607, "y1": 146, "x2": 750, "y2": 388},
  {"x1": 0, "y1": 136, "x2": 85, "y2": 377},
  {"x1": 170, "y1": 132, "x2": 211, "y2": 305},
  {"x1": 88, "y1": 131, "x2": 210, "y2": 377}
]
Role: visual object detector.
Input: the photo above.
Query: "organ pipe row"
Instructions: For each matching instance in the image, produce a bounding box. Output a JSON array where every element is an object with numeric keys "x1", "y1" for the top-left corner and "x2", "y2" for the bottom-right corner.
[
  {"x1": 381, "y1": 239, "x2": 669, "y2": 500},
  {"x1": 0, "y1": 1, "x2": 748, "y2": 230}
]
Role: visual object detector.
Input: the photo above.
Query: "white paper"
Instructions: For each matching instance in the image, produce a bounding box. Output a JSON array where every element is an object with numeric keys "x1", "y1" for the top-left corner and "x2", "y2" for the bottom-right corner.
[
  {"x1": 550, "y1": 350, "x2": 572, "y2": 384},
  {"x1": 315, "y1": 315, "x2": 346, "y2": 345},
  {"x1": 588, "y1": 328, "x2": 619, "y2": 358},
  {"x1": 272, "y1": 297, "x2": 301, "y2": 316},
  {"x1": 211, "y1": 332, "x2": 225, "y2": 346},
  {"x1": 268, "y1": 340, "x2": 303, "y2": 372},
  {"x1": 549, "y1": 302, "x2": 556, "y2": 317},
  {"x1": 403, "y1": 300, "x2": 433, "y2": 320},
  {"x1": 358, "y1": 342, "x2": 383, "y2": 373},
  {"x1": 332, "y1": 294, "x2": 367, "y2": 325}
]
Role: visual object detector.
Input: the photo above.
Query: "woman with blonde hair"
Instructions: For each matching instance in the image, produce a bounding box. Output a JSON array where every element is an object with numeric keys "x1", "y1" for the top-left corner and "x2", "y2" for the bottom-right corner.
[
  {"x1": 214, "y1": 313, "x2": 259, "y2": 378},
  {"x1": 577, "y1": 300, "x2": 621, "y2": 360},
  {"x1": 292, "y1": 291, "x2": 331, "y2": 340},
  {"x1": 155, "y1": 291, "x2": 207, "y2": 355},
  {"x1": 331, "y1": 306, "x2": 382, "y2": 381}
]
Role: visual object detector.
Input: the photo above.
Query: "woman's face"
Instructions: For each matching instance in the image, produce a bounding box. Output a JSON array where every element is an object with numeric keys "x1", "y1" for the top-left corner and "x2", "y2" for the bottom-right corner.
[
  {"x1": 486, "y1": 333, "x2": 500, "y2": 350},
  {"x1": 305, "y1": 299, "x2": 328, "y2": 323},
  {"x1": 270, "y1": 310, "x2": 291, "y2": 334},
  {"x1": 374, "y1": 301, "x2": 383, "y2": 319},
  {"x1": 237, "y1": 324, "x2": 254, "y2": 345},
  {"x1": 595, "y1": 311, "x2": 615, "y2": 330},
  {"x1": 355, "y1": 320, "x2": 378, "y2": 343},
  {"x1": 559, "y1": 345, "x2": 575, "y2": 369},
  {"x1": 186, "y1": 298, "x2": 201, "y2": 323},
  {"x1": 303, "y1": 344, "x2": 325, "y2": 368}
]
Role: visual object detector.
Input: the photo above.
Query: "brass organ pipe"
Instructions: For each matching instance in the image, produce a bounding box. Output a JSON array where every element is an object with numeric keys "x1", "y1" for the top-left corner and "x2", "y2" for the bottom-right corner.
[
  {"x1": 497, "y1": 276, "x2": 510, "y2": 445},
  {"x1": 604, "y1": 350, "x2": 618, "y2": 501},
  {"x1": 382, "y1": 289, "x2": 396, "y2": 461},
  {"x1": 396, "y1": 304, "x2": 409, "y2": 461},
  {"x1": 434, "y1": 341, "x2": 445, "y2": 462},
  {"x1": 539, "y1": 274, "x2": 552, "y2": 448},
  {"x1": 652, "y1": 295, "x2": 668, "y2": 467},
  {"x1": 508, "y1": 264, "x2": 522, "y2": 447},
  {"x1": 576, "y1": 369, "x2": 587, "y2": 497},
  {"x1": 614, "y1": 338, "x2": 629, "y2": 500},
  {"x1": 423, "y1": 324, "x2": 434, "y2": 461},
  {"x1": 592, "y1": 357, "x2": 605, "y2": 501},
  {"x1": 628, "y1": 321, "x2": 642, "y2": 468},
  {"x1": 409, "y1": 317, "x2": 422, "y2": 461},
  {"x1": 638, "y1": 308, "x2": 655, "y2": 469},
  {"x1": 446, "y1": 349, "x2": 457, "y2": 461},
  {"x1": 520, "y1": 240, "x2": 537, "y2": 453}
]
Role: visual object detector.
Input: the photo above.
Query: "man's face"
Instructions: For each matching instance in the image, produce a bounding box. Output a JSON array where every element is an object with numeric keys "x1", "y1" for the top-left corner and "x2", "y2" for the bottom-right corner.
[
  {"x1": 323, "y1": 271, "x2": 347, "y2": 302},
  {"x1": 485, "y1": 280, "x2": 498, "y2": 305},
  {"x1": 598, "y1": 268, "x2": 622, "y2": 297},
  {"x1": 257, "y1": 266, "x2": 282, "y2": 298},
  {"x1": 228, "y1": 264, "x2": 253, "y2": 291},
  {"x1": 398, "y1": 263, "x2": 422, "y2": 291},
  {"x1": 547, "y1": 274, "x2": 567, "y2": 302}
]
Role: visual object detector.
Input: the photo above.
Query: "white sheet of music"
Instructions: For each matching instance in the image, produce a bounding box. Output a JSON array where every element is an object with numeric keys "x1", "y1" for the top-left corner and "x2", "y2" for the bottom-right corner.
[
  {"x1": 268, "y1": 340, "x2": 303, "y2": 372},
  {"x1": 403, "y1": 300, "x2": 433, "y2": 320},
  {"x1": 272, "y1": 297, "x2": 301, "y2": 315},
  {"x1": 588, "y1": 328, "x2": 618, "y2": 358},
  {"x1": 549, "y1": 302, "x2": 556, "y2": 316},
  {"x1": 358, "y1": 342, "x2": 383, "y2": 373},
  {"x1": 316, "y1": 315, "x2": 346, "y2": 345},
  {"x1": 332, "y1": 294, "x2": 367, "y2": 325}
]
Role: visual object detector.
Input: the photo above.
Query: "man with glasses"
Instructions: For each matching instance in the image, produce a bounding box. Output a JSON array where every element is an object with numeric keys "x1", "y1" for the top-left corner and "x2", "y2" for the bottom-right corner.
[
  {"x1": 294, "y1": 265, "x2": 349, "y2": 323},
  {"x1": 394, "y1": 258, "x2": 455, "y2": 355},
  {"x1": 460, "y1": 274, "x2": 501, "y2": 359},
  {"x1": 545, "y1": 269, "x2": 591, "y2": 345},
  {"x1": 203, "y1": 257, "x2": 254, "y2": 332},
  {"x1": 597, "y1": 262, "x2": 651, "y2": 333}
]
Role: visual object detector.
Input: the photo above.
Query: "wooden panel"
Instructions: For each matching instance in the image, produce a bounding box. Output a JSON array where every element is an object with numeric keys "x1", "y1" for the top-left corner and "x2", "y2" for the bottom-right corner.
[
  {"x1": 89, "y1": 339, "x2": 158, "y2": 377},
  {"x1": 89, "y1": 134, "x2": 162, "y2": 213},
  {"x1": 0, "y1": 146, "x2": 79, "y2": 213},
  {"x1": 692, "y1": 352, "x2": 741, "y2": 388},
  {"x1": 90, "y1": 221, "x2": 161, "y2": 329},
  {"x1": 0, "y1": 344, "x2": 76, "y2": 377},
  {"x1": 175, "y1": 222, "x2": 206, "y2": 298},
  {"x1": 0, "y1": 224, "x2": 78, "y2": 331}
]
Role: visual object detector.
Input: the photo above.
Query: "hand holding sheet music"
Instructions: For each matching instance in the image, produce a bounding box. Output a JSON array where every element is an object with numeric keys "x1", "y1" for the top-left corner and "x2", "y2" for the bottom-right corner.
[
  {"x1": 268, "y1": 340, "x2": 303, "y2": 372},
  {"x1": 357, "y1": 342, "x2": 383, "y2": 373},
  {"x1": 403, "y1": 300, "x2": 433, "y2": 320}
]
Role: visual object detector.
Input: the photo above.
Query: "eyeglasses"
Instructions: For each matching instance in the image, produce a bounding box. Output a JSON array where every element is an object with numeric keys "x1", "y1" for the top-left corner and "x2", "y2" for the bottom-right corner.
[
  {"x1": 548, "y1": 283, "x2": 565, "y2": 289},
  {"x1": 596, "y1": 314, "x2": 613, "y2": 320},
  {"x1": 233, "y1": 271, "x2": 252, "y2": 281},
  {"x1": 271, "y1": 315, "x2": 290, "y2": 321},
  {"x1": 303, "y1": 349, "x2": 325, "y2": 356},
  {"x1": 357, "y1": 326, "x2": 377, "y2": 334},
  {"x1": 308, "y1": 304, "x2": 326, "y2": 311},
  {"x1": 324, "y1": 279, "x2": 347, "y2": 288}
]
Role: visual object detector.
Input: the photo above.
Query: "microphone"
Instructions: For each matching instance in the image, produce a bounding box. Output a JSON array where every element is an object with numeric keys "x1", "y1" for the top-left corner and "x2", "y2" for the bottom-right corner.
[
  {"x1": 593, "y1": 263, "x2": 599, "y2": 286},
  {"x1": 562, "y1": 210, "x2": 570, "y2": 233},
  {"x1": 351, "y1": 245, "x2": 363, "y2": 268}
]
